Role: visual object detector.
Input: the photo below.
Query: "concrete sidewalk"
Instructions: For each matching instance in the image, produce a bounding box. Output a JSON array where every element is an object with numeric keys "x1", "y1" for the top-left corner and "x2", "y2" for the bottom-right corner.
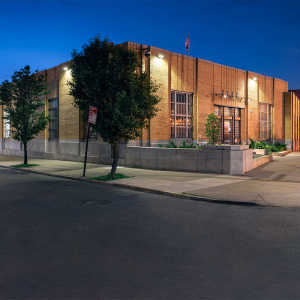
[{"x1": 1, "y1": 153, "x2": 300, "y2": 207}]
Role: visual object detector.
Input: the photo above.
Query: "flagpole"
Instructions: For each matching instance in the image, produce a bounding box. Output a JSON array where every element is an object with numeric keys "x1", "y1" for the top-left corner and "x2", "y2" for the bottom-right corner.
[{"x1": 188, "y1": 30, "x2": 189, "y2": 57}]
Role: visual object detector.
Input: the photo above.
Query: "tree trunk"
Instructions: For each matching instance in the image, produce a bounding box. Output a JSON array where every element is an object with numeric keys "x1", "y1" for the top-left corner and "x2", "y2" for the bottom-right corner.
[
  {"x1": 23, "y1": 142, "x2": 28, "y2": 165},
  {"x1": 110, "y1": 142, "x2": 119, "y2": 179}
]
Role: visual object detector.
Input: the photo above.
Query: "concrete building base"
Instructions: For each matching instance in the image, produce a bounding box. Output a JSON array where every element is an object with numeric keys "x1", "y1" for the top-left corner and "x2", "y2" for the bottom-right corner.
[
  {"x1": 125, "y1": 145, "x2": 271, "y2": 175},
  {"x1": 1, "y1": 139, "x2": 272, "y2": 174}
]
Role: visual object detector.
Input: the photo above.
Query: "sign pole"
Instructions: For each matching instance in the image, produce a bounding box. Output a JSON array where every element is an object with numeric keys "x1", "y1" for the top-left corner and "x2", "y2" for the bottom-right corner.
[
  {"x1": 83, "y1": 122, "x2": 90, "y2": 177},
  {"x1": 83, "y1": 106, "x2": 98, "y2": 177}
]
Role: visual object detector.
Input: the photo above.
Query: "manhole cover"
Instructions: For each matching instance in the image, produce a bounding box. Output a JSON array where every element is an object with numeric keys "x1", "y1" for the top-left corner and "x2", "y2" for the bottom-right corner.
[{"x1": 85, "y1": 200, "x2": 112, "y2": 206}]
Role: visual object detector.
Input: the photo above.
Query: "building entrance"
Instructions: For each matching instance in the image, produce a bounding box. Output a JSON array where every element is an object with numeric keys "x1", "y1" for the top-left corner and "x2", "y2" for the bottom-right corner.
[
  {"x1": 214, "y1": 106, "x2": 241, "y2": 145},
  {"x1": 223, "y1": 120, "x2": 232, "y2": 144}
]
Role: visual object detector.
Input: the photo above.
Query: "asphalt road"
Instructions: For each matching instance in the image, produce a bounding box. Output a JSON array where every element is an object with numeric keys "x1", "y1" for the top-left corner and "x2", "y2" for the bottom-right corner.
[{"x1": 1, "y1": 167, "x2": 300, "y2": 299}]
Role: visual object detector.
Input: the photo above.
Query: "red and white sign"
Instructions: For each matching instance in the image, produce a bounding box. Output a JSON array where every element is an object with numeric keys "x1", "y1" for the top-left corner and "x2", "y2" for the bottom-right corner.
[{"x1": 88, "y1": 106, "x2": 98, "y2": 124}]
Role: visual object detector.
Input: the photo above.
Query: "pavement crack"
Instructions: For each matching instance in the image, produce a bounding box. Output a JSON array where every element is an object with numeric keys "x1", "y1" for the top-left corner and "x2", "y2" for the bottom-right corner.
[{"x1": 255, "y1": 193, "x2": 269, "y2": 206}]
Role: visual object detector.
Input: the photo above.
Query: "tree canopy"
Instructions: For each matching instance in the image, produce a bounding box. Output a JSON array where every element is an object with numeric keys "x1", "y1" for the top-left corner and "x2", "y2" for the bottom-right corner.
[
  {"x1": 69, "y1": 37, "x2": 160, "y2": 177},
  {"x1": 0, "y1": 65, "x2": 49, "y2": 164}
]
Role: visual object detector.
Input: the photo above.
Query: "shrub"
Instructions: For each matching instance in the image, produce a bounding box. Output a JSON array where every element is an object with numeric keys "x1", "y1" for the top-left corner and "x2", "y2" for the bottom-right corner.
[
  {"x1": 274, "y1": 142, "x2": 287, "y2": 151},
  {"x1": 163, "y1": 140, "x2": 202, "y2": 149},
  {"x1": 249, "y1": 138, "x2": 287, "y2": 153},
  {"x1": 179, "y1": 141, "x2": 198, "y2": 148},
  {"x1": 249, "y1": 138, "x2": 257, "y2": 149},
  {"x1": 165, "y1": 141, "x2": 177, "y2": 148},
  {"x1": 205, "y1": 113, "x2": 220, "y2": 144}
]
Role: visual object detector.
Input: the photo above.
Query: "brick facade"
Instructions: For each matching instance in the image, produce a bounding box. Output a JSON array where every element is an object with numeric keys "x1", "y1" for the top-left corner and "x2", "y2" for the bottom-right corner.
[
  {"x1": 127, "y1": 42, "x2": 288, "y2": 145},
  {"x1": 285, "y1": 90, "x2": 300, "y2": 151},
  {"x1": 0, "y1": 41, "x2": 295, "y2": 160}
]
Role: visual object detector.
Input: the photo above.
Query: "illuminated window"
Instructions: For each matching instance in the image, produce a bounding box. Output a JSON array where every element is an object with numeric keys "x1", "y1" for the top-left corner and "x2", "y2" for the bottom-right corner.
[
  {"x1": 3, "y1": 111, "x2": 10, "y2": 139},
  {"x1": 214, "y1": 105, "x2": 241, "y2": 144},
  {"x1": 171, "y1": 91, "x2": 193, "y2": 139},
  {"x1": 48, "y1": 98, "x2": 59, "y2": 140},
  {"x1": 259, "y1": 103, "x2": 271, "y2": 139}
]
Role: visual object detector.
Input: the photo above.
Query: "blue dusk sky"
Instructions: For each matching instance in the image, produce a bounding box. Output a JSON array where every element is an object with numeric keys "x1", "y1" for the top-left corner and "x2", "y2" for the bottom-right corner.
[{"x1": 1, "y1": 0, "x2": 300, "y2": 88}]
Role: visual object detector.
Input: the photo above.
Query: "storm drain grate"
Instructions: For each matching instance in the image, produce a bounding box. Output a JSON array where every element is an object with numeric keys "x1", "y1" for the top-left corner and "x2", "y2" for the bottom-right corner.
[{"x1": 85, "y1": 200, "x2": 112, "y2": 206}]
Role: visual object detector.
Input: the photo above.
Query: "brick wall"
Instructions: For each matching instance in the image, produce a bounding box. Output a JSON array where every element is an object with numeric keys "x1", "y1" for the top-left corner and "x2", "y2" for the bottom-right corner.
[
  {"x1": 1, "y1": 41, "x2": 291, "y2": 157},
  {"x1": 143, "y1": 44, "x2": 288, "y2": 144},
  {"x1": 58, "y1": 65, "x2": 80, "y2": 140},
  {"x1": 148, "y1": 47, "x2": 170, "y2": 143},
  {"x1": 285, "y1": 91, "x2": 300, "y2": 150}
]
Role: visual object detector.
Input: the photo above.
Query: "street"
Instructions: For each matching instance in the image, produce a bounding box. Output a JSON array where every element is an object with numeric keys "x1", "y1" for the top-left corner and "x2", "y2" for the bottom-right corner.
[{"x1": 1, "y1": 166, "x2": 300, "y2": 299}]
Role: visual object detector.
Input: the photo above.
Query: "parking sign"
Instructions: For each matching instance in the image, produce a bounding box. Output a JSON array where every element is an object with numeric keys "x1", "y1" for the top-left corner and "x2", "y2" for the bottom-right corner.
[{"x1": 88, "y1": 106, "x2": 98, "y2": 124}]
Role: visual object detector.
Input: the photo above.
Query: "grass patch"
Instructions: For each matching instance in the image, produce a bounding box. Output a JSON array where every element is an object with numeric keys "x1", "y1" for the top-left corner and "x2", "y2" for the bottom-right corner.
[
  {"x1": 11, "y1": 164, "x2": 39, "y2": 168},
  {"x1": 90, "y1": 173, "x2": 133, "y2": 181}
]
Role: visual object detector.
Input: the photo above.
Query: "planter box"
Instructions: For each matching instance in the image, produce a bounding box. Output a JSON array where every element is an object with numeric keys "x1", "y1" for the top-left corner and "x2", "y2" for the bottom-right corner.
[
  {"x1": 125, "y1": 145, "x2": 262, "y2": 175},
  {"x1": 272, "y1": 150, "x2": 293, "y2": 157},
  {"x1": 253, "y1": 149, "x2": 268, "y2": 155}
]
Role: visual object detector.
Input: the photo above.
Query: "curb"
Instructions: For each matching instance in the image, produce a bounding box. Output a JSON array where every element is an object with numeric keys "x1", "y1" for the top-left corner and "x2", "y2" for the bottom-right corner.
[
  {"x1": 111, "y1": 183, "x2": 260, "y2": 206},
  {"x1": 1, "y1": 165, "x2": 261, "y2": 207},
  {"x1": 272, "y1": 150, "x2": 293, "y2": 157}
]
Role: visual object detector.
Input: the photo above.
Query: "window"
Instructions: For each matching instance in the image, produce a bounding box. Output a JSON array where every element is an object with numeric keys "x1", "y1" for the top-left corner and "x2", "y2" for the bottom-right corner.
[
  {"x1": 214, "y1": 105, "x2": 241, "y2": 144},
  {"x1": 171, "y1": 91, "x2": 193, "y2": 139},
  {"x1": 259, "y1": 103, "x2": 271, "y2": 139},
  {"x1": 84, "y1": 123, "x2": 99, "y2": 140},
  {"x1": 48, "y1": 98, "x2": 59, "y2": 140},
  {"x1": 234, "y1": 108, "x2": 241, "y2": 143},
  {"x1": 3, "y1": 111, "x2": 10, "y2": 139}
]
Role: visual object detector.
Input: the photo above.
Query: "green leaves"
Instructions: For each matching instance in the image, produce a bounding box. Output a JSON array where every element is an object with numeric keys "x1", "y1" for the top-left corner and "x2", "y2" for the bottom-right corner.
[
  {"x1": 0, "y1": 65, "x2": 50, "y2": 143},
  {"x1": 205, "y1": 113, "x2": 220, "y2": 144},
  {"x1": 69, "y1": 37, "x2": 161, "y2": 145},
  {"x1": 69, "y1": 36, "x2": 161, "y2": 177},
  {"x1": 249, "y1": 138, "x2": 287, "y2": 153}
]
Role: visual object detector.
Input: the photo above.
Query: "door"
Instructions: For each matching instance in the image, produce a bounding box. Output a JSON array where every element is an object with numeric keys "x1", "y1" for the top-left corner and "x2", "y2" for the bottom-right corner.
[{"x1": 223, "y1": 120, "x2": 232, "y2": 144}]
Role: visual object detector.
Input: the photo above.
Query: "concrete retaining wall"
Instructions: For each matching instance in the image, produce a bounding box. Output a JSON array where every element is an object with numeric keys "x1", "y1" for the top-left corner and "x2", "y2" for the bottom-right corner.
[
  {"x1": 125, "y1": 145, "x2": 266, "y2": 175},
  {"x1": 252, "y1": 155, "x2": 273, "y2": 169},
  {"x1": 1, "y1": 138, "x2": 272, "y2": 174},
  {"x1": 253, "y1": 149, "x2": 269, "y2": 155},
  {"x1": 0, "y1": 139, "x2": 127, "y2": 165}
]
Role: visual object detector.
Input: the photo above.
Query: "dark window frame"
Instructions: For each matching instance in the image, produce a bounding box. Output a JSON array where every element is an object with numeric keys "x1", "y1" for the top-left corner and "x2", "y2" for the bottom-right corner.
[
  {"x1": 3, "y1": 111, "x2": 10, "y2": 139},
  {"x1": 259, "y1": 103, "x2": 271, "y2": 140},
  {"x1": 214, "y1": 105, "x2": 242, "y2": 144},
  {"x1": 48, "y1": 98, "x2": 59, "y2": 140},
  {"x1": 171, "y1": 90, "x2": 193, "y2": 139}
]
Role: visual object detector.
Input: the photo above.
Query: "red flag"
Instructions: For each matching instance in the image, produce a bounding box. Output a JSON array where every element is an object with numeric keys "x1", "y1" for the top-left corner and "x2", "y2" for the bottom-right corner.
[{"x1": 185, "y1": 32, "x2": 190, "y2": 51}]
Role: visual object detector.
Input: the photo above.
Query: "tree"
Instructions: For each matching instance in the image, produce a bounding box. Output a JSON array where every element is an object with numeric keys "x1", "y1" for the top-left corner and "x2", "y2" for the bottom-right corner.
[
  {"x1": 0, "y1": 65, "x2": 49, "y2": 164},
  {"x1": 69, "y1": 37, "x2": 160, "y2": 178},
  {"x1": 205, "y1": 113, "x2": 220, "y2": 144}
]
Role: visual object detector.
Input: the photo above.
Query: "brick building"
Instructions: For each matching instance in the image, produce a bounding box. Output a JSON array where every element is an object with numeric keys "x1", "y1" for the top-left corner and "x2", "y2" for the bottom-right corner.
[
  {"x1": 285, "y1": 89, "x2": 300, "y2": 151},
  {"x1": 0, "y1": 41, "x2": 299, "y2": 161}
]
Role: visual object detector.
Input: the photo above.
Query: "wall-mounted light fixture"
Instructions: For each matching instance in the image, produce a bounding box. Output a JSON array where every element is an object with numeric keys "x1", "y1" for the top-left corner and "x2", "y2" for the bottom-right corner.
[
  {"x1": 252, "y1": 77, "x2": 257, "y2": 81},
  {"x1": 157, "y1": 54, "x2": 164, "y2": 59},
  {"x1": 63, "y1": 67, "x2": 68, "y2": 71},
  {"x1": 141, "y1": 46, "x2": 151, "y2": 58},
  {"x1": 144, "y1": 50, "x2": 151, "y2": 58}
]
